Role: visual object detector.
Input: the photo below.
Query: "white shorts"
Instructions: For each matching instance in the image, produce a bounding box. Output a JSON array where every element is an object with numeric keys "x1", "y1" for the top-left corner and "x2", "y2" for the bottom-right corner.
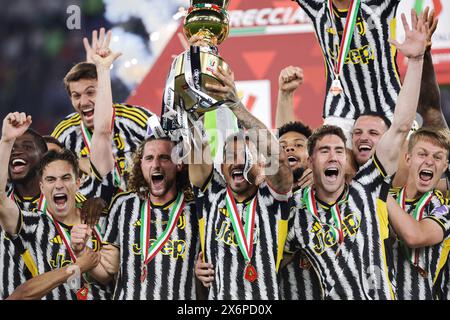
[{"x1": 323, "y1": 116, "x2": 355, "y2": 149}]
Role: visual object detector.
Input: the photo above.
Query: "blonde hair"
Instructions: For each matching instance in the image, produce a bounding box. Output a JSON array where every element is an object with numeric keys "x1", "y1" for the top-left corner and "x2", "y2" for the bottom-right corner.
[{"x1": 408, "y1": 127, "x2": 450, "y2": 157}]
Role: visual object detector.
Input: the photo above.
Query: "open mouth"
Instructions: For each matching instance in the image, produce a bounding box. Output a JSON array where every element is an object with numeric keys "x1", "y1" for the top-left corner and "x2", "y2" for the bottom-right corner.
[
  {"x1": 151, "y1": 173, "x2": 165, "y2": 186},
  {"x1": 53, "y1": 193, "x2": 68, "y2": 209},
  {"x1": 81, "y1": 108, "x2": 95, "y2": 119},
  {"x1": 11, "y1": 158, "x2": 28, "y2": 174},
  {"x1": 358, "y1": 144, "x2": 372, "y2": 154},
  {"x1": 288, "y1": 156, "x2": 299, "y2": 167},
  {"x1": 231, "y1": 168, "x2": 245, "y2": 183},
  {"x1": 324, "y1": 167, "x2": 339, "y2": 182},
  {"x1": 419, "y1": 169, "x2": 434, "y2": 182}
]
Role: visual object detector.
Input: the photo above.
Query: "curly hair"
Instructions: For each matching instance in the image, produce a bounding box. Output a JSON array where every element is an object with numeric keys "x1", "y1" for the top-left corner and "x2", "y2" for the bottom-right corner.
[{"x1": 128, "y1": 137, "x2": 190, "y2": 200}]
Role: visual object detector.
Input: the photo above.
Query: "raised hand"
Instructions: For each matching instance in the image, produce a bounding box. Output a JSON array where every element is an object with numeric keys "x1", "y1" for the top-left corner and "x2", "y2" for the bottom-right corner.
[
  {"x1": 279, "y1": 66, "x2": 304, "y2": 94},
  {"x1": 83, "y1": 28, "x2": 122, "y2": 69},
  {"x1": 1, "y1": 112, "x2": 32, "y2": 143},
  {"x1": 188, "y1": 35, "x2": 210, "y2": 47},
  {"x1": 71, "y1": 224, "x2": 92, "y2": 256},
  {"x1": 421, "y1": 6, "x2": 438, "y2": 49},
  {"x1": 205, "y1": 66, "x2": 240, "y2": 104},
  {"x1": 390, "y1": 10, "x2": 428, "y2": 59}
]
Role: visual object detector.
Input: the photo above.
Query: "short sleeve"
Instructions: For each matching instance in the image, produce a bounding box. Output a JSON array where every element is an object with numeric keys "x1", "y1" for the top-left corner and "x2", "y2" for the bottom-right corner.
[{"x1": 424, "y1": 205, "x2": 450, "y2": 238}]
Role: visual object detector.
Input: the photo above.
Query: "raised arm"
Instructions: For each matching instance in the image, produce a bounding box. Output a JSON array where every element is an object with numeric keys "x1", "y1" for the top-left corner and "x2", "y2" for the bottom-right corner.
[
  {"x1": 6, "y1": 249, "x2": 99, "y2": 300},
  {"x1": 387, "y1": 195, "x2": 445, "y2": 248},
  {"x1": 276, "y1": 66, "x2": 303, "y2": 128},
  {"x1": 0, "y1": 113, "x2": 32, "y2": 235},
  {"x1": 188, "y1": 132, "x2": 213, "y2": 188},
  {"x1": 376, "y1": 10, "x2": 428, "y2": 175},
  {"x1": 87, "y1": 28, "x2": 122, "y2": 177},
  {"x1": 417, "y1": 8, "x2": 448, "y2": 129},
  {"x1": 206, "y1": 67, "x2": 293, "y2": 193}
]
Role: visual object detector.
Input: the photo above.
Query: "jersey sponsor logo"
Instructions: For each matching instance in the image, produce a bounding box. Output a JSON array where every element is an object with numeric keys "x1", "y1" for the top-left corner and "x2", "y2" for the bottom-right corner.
[
  {"x1": 310, "y1": 212, "x2": 361, "y2": 255},
  {"x1": 132, "y1": 239, "x2": 187, "y2": 259},
  {"x1": 131, "y1": 211, "x2": 188, "y2": 259}
]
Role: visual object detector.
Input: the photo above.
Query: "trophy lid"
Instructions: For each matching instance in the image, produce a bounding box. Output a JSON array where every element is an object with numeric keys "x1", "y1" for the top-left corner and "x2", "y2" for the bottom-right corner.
[{"x1": 191, "y1": 0, "x2": 230, "y2": 9}]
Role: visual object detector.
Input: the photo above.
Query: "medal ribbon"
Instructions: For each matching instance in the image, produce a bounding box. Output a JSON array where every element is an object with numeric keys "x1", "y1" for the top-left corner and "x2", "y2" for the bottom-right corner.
[
  {"x1": 396, "y1": 187, "x2": 433, "y2": 269},
  {"x1": 43, "y1": 210, "x2": 78, "y2": 262},
  {"x1": 140, "y1": 192, "x2": 185, "y2": 267},
  {"x1": 37, "y1": 193, "x2": 47, "y2": 212},
  {"x1": 326, "y1": 0, "x2": 361, "y2": 80},
  {"x1": 225, "y1": 187, "x2": 257, "y2": 264},
  {"x1": 80, "y1": 108, "x2": 122, "y2": 188},
  {"x1": 303, "y1": 186, "x2": 347, "y2": 245}
]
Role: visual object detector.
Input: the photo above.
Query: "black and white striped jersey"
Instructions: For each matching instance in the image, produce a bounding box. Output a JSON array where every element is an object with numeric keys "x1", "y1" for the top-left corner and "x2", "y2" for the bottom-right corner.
[
  {"x1": 390, "y1": 188, "x2": 450, "y2": 300},
  {"x1": 103, "y1": 189, "x2": 199, "y2": 300},
  {"x1": 16, "y1": 210, "x2": 111, "y2": 300},
  {"x1": 286, "y1": 154, "x2": 396, "y2": 300},
  {"x1": 393, "y1": 191, "x2": 450, "y2": 300},
  {"x1": 1, "y1": 166, "x2": 118, "y2": 299},
  {"x1": 295, "y1": 0, "x2": 401, "y2": 120},
  {"x1": 0, "y1": 191, "x2": 40, "y2": 299},
  {"x1": 51, "y1": 103, "x2": 152, "y2": 180},
  {"x1": 280, "y1": 247, "x2": 322, "y2": 300},
  {"x1": 193, "y1": 170, "x2": 291, "y2": 300}
]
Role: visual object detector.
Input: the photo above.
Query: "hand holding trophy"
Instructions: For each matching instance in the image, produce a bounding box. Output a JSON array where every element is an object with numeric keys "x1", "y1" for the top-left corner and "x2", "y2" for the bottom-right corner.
[
  {"x1": 158, "y1": 1, "x2": 231, "y2": 129},
  {"x1": 149, "y1": 0, "x2": 233, "y2": 162}
]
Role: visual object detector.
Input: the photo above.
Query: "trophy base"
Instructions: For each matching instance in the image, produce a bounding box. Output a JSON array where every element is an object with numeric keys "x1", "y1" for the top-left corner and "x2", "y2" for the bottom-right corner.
[{"x1": 174, "y1": 49, "x2": 230, "y2": 114}]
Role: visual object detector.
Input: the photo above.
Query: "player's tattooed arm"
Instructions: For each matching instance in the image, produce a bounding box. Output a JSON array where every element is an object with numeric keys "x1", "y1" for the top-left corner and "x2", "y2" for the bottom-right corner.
[
  {"x1": 206, "y1": 67, "x2": 293, "y2": 193},
  {"x1": 0, "y1": 112, "x2": 32, "y2": 235}
]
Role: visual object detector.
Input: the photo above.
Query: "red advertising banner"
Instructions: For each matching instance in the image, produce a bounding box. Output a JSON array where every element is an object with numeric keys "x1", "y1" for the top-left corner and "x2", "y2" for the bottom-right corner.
[{"x1": 127, "y1": 0, "x2": 450, "y2": 129}]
